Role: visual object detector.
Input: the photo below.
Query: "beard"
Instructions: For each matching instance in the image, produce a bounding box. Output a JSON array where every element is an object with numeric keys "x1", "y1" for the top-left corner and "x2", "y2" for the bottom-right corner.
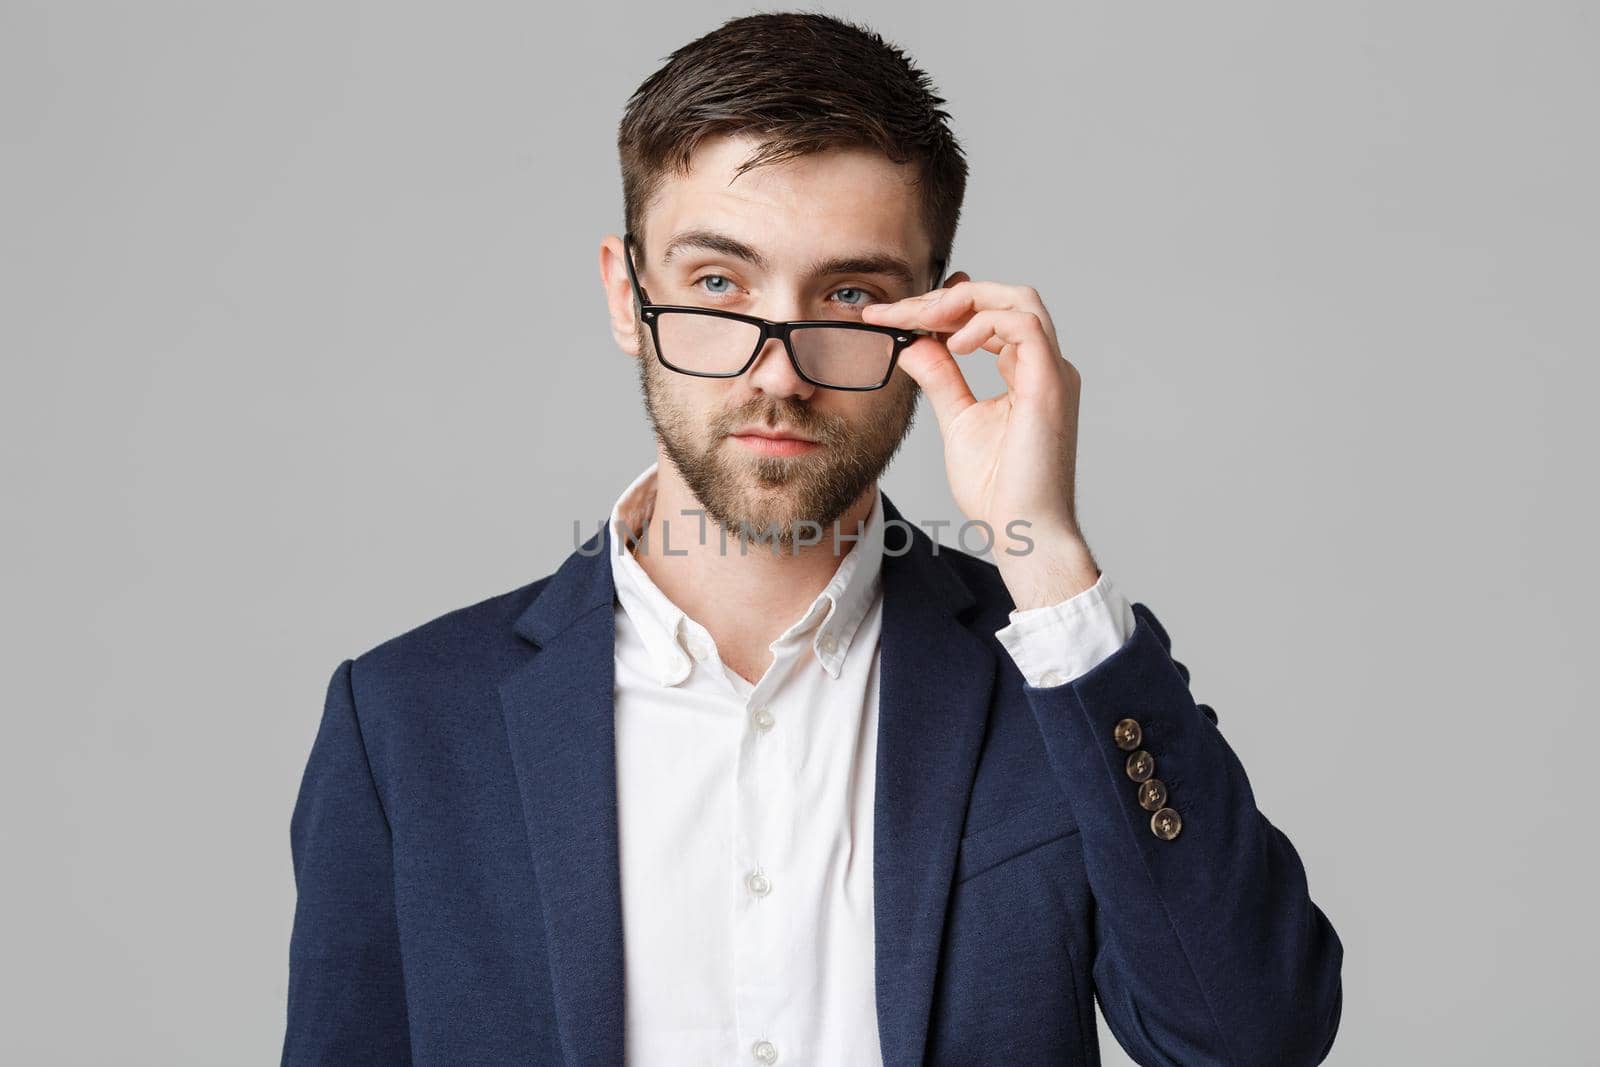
[{"x1": 634, "y1": 322, "x2": 920, "y2": 551}]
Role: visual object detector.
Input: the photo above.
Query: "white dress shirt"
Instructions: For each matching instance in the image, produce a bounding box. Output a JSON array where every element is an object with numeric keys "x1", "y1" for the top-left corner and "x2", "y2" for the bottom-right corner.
[{"x1": 607, "y1": 461, "x2": 1135, "y2": 1065}]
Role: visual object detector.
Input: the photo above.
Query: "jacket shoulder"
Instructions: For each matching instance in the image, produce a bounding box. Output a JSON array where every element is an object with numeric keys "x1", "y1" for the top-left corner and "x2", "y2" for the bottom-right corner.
[{"x1": 344, "y1": 572, "x2": 556, "y2": 697}]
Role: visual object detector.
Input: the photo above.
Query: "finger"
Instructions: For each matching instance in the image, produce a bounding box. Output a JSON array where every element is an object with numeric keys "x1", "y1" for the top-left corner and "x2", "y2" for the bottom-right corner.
[
  {"x1": 894, "y1": 336, "x2": 977, "y2": 439},
  {"x1": 943, "y1": 308, "x2": 1064, "y2": 404},
  {"x1": 996, "y1": 346, "x2": 1019, "y2": 384},
  {"x1": 863, "y1": 280, "x2": 1060, "y2": 349}
]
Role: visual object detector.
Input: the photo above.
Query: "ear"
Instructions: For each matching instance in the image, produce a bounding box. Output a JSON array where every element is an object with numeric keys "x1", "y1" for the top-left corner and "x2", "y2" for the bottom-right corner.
[{"x1": 599, "y1": 235, "x2": 645, "y2": 358}]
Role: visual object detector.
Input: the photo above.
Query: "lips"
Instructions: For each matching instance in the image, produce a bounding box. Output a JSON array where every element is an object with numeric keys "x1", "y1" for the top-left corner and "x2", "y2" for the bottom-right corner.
[{"x1": 731, "y1": 426, "x2": 817, "y2": 444}]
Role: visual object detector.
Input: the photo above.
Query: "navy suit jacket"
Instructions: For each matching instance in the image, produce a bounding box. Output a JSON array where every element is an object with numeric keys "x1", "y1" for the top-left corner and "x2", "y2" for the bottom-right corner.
[{"x1": 283, "y1": 492, "x2": 1343, "y2": 1066}]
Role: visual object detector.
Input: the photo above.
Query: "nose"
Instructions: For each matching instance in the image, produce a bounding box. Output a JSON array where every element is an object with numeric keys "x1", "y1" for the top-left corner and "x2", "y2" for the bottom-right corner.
[{"x1": 743, "y1": 332, "x2": 817, "y2": 400}]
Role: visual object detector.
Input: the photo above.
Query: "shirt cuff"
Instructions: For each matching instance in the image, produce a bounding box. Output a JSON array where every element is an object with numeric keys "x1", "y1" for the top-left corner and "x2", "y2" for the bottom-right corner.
[{"x1": 994, "y1": 573, "x2": 1137, "y2": 688}]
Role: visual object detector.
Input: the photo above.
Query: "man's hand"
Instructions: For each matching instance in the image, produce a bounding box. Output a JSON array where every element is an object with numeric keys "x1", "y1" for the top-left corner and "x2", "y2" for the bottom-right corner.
[{"x1": 861, "y1": 277, "x2": 1101, "y2": 611}]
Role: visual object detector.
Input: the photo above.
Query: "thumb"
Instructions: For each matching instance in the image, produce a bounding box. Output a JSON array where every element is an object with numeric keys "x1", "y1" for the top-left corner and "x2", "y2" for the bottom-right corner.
[{"x1": 896, "y1": 334, "x2": 977, "y2": 440}]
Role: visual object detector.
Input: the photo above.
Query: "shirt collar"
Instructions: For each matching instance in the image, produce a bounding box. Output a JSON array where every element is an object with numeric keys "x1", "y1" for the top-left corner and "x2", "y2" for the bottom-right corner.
[{"x1": 608, "y1": 461, "x2": 884, "y2": 686}]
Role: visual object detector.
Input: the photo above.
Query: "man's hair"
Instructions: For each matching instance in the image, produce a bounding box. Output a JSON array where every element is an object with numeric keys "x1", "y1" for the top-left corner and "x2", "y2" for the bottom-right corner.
[{"x1": 617, "y1": 11, "x2": 968, "y2": 282}]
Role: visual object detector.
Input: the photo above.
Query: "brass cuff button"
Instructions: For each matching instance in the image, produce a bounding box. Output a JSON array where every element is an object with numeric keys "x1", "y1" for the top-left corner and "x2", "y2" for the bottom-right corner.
[
  {"x1": 1151, "y1": 806, "x2": 1183, "y2": 840},
  {"x1": 1125, "y1": 749, "x2": 1154, "y2": 783},
  {"x1": 1113, "y1": 717, "x2": 1142, "y2": 750},
  {"x1": 1137, "y1": 778, "x2": 1168, "y2": 812}
]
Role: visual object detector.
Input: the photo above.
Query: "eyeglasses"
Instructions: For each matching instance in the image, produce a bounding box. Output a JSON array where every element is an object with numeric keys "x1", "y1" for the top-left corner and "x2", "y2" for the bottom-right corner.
[{"x1": 621, "y1": 230, "x2": 947, "y2": 392}]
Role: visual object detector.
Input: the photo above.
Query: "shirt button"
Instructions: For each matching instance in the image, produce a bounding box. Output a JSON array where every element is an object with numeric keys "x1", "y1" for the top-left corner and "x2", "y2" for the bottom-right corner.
[
  {"x1": 752, "y1": 706, "x2": 775, "y2": 732},
  {"x1": 746, "y1": 871, "x2": 772, "y2": 897},
  {"x1": 752, "y1": 1039, "x2": 779, "y2": 1063},
  {"x1": 1039, "y1": 671, "x2": 1064, "y2": 687},
  {"x1": 818, "y1": 633, "x2": 838, "y2": 655}
]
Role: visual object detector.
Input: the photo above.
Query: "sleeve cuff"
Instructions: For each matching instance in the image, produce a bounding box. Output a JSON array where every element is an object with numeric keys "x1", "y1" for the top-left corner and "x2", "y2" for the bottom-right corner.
[{"x1": 994, "y1": 572, "x2": 1137, "y2": 687}]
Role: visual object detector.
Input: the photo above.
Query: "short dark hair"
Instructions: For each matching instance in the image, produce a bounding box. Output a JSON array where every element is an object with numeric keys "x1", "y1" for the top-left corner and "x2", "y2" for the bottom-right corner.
[{"x1": 617, "y1": 11, "x2": 968, "y2": 284}]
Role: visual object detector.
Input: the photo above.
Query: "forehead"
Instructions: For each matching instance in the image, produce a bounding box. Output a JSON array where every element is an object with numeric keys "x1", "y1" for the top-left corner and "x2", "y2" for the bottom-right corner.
[{"x1": 640, "y1": 133, "x2": 930, "y2": 270}]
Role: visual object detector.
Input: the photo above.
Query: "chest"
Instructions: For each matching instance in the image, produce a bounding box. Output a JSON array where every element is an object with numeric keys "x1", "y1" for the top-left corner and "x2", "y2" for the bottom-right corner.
[{"x1": 609, "y1": 615, "x2": 886, "y2": 1061}]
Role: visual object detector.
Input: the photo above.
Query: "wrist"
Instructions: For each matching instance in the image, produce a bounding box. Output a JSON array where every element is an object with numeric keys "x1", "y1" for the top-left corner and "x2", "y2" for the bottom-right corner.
[{"x1": 998, "y1": 530, "x2": 1100, "y2": 611}]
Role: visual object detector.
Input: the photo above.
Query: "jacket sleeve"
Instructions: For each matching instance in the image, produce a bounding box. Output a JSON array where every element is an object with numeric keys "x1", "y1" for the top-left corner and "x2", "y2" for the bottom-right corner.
[
  {"x1": 1020, "y1": 601, "x2": 1343, "y2": 1066},
  {"x1": 283, "y1": 658, "x2": 413, "y2": 1066}
]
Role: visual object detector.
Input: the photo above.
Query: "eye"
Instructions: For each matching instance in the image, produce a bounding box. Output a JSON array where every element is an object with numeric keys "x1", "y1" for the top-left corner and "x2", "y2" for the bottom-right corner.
[
  {"x1": 693, "y1": 274, "x2": 738, "y2": 296},
  {"x1": 831, "y1": 286, "x2": 876, "y2": 307},
  {"x1": 688, "y1": 276, "x2": 884, "y2": 309}
]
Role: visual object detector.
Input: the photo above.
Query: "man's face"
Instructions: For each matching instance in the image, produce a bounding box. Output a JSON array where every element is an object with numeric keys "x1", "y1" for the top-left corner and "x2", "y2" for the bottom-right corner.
[{"x1": 617, "y1": 133, "x2": 937, "y2": 549}]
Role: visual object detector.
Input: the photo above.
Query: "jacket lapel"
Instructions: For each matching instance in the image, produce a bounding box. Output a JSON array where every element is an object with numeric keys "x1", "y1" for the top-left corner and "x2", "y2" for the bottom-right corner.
[
  {"x1": 874, "y1": 494, "x2": 998, "y2": 1066},
  {"x1": 496, "y1": 495, "x2": 997, "y2": 1067},
  {"x1": 499, "y1": 520, "x2": 624, "y2": 1067}
]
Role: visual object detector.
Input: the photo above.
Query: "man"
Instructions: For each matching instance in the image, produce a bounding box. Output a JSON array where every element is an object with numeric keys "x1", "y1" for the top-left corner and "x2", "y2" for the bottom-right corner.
[{"x1": 283, "y1": 12, "x2": 1342, "y2": 1066}]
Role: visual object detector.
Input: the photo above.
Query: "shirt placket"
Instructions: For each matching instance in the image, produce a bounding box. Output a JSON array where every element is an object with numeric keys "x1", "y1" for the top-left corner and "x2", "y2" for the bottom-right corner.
[{"x1": 725, "y1": 634, "x2": 803, "y2": 1067}]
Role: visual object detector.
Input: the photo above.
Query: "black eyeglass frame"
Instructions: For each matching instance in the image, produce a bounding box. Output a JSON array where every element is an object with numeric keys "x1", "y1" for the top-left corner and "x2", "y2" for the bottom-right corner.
[{"x1": 621, "y1": 230, "x2": 948, "y2": 392}]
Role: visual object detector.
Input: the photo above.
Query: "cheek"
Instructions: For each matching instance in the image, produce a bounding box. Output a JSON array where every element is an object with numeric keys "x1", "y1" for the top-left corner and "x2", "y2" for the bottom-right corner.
[
  {"x1": 652, "y1": 374, "x2": 736, "y2": 431},
  {"x1": 842, "y1": 392, "x2": 906, "y2": 427}
]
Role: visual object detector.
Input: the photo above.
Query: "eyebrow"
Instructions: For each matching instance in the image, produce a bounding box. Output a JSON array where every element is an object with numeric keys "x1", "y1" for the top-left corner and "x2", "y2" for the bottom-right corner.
[{"x1": 659, "y1": 228, "x2": 919, "y2": 288}]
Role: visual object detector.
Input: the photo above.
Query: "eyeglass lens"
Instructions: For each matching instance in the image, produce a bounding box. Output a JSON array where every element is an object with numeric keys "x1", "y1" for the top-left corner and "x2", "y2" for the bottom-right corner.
[{"x1": 653, "y1": 312, "x2": 894, "y2": 389}]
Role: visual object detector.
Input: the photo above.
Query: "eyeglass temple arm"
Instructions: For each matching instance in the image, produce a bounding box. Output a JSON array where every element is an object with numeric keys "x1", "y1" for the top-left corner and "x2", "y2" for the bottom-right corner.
[{"x1": 623, "y1": 231, "x2": 654, "y2": 306}]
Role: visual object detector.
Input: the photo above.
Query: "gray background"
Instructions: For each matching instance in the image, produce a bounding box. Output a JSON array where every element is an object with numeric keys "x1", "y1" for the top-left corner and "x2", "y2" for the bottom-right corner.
[{"x1": 3, "y1": 1, "x2": 1595, "y2": 1062}]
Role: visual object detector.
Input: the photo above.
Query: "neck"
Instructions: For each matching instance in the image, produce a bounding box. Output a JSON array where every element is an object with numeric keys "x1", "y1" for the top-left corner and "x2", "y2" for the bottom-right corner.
[{"x1": 628, "y1": 452, "x2": 876, "y2": 663}]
